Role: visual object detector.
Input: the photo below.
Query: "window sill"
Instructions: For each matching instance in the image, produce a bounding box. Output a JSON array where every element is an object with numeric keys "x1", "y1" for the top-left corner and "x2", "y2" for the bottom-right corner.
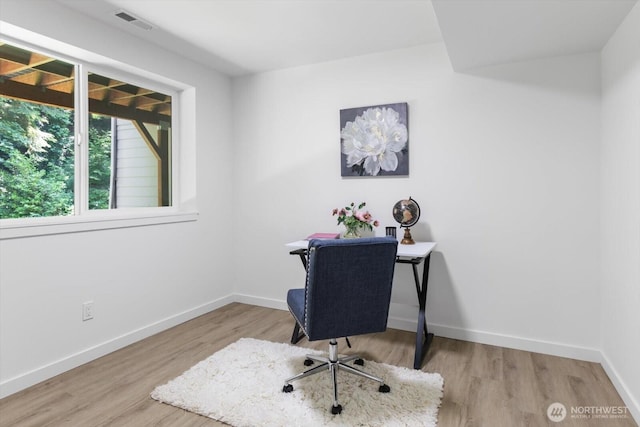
[{"x1": 0, "y1": 210, "x2": 199, "y2": 240}]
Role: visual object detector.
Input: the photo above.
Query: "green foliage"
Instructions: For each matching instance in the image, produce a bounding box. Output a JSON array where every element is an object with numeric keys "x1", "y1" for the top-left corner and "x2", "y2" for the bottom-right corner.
[
  {"x1": 332, "y1": 201, "x2": 379, "y2": 232},
  {"x1": 0, "y1": 97, "x2": 114, "y2": 218},
  {"x1": 0, "y1": 97, "x2": 76, "y2": 218},
  {"x1": 88, "y1": 115, "x2": 112, "y2": 210},
  {"x1": 0, "y1": 151, "x2": 72, "y2": 218}
]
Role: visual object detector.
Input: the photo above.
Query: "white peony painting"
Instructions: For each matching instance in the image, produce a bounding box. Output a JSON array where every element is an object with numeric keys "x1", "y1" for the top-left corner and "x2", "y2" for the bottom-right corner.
[{"x1": 340, "y1": 102, "x2": 408, "y2": 177}]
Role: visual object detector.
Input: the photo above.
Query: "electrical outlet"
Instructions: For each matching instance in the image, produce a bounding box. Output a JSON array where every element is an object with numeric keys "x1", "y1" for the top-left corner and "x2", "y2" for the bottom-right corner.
[{"x1": 82, "y1": 301, "x2": 94, "y2": 321}]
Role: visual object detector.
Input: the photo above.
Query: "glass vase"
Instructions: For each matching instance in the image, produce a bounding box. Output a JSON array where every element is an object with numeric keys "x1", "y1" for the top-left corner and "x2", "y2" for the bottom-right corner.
[{"x1": 343, "y1": 225, "x2": 362, "y2": 239}]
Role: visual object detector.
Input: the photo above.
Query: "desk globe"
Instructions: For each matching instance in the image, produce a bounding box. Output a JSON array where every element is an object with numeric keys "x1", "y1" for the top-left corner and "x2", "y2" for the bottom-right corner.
[{"x1": 392, "y1": 198, "x2": 420, "y2": 244}]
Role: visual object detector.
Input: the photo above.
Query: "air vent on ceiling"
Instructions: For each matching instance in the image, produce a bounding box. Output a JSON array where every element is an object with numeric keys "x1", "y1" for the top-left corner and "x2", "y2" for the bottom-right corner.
[{"x1": 114, "y1": 10, "x2": 153, "y2": 31}]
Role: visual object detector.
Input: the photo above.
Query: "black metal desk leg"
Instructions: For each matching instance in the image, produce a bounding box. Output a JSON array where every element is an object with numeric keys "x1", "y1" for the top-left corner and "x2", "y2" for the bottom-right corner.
[
  {"x1": 290, "y1": 249, "x2": 307, "y2": 270},
  {"x1": 413, "y1": 253, "x2": 434, "y2": 369},
  {"x1": 289, "y1": 249, "x2": 308, "y2": 344},
  {"x1": 291, "y1": 321, "x2": 305, "y2": 344}
]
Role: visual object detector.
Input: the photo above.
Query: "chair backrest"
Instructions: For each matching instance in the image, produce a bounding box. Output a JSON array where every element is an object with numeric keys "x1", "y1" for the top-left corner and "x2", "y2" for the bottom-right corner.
[{"x1": 303, "y1": 236, "x2": 398, "y2": 341}]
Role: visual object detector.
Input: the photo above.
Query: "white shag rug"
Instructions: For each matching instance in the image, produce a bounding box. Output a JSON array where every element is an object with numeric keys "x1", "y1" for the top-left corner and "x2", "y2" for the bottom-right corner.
[{"x1": 151, "y1": 338, "x2": 444, "y2": 427}]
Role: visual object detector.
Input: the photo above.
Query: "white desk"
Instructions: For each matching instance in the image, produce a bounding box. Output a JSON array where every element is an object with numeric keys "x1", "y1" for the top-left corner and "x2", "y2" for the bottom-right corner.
[
  {"x1": 286, "y1": 238, "x2": 437, "y2": 369},
  {"x1": 285, "y1": 240, "x2": 436, "y2": 259}
]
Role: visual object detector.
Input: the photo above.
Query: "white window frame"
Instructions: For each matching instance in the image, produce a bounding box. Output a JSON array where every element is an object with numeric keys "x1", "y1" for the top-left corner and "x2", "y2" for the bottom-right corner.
[{"x1": 0, "y1": 29, "x2": 197, "y2": 240}]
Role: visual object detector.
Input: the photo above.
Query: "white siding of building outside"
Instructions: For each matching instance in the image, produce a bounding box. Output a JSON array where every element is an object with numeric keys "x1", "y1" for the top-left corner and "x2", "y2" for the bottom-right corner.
[{"x1": 114, "y1": 119, "x2": 159, "y2": 207}]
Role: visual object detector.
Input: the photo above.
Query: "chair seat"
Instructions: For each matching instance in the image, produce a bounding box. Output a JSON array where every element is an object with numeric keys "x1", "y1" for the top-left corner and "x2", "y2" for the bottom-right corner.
[{"x1": 287, "y1": 288, "x2": 305, "y2": 330}]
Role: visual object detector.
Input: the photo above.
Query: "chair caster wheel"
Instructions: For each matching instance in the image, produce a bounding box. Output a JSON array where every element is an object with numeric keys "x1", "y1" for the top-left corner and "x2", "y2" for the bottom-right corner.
[
  {"x1": 379, "y1": 384, "x2": 390, "y2": 393},
  {"x1": 282, "y1": 384, "x2": 294, "y2": 393},
  {"x1": 304, "y1": 359, "x2": 314, "y2": 366},
  {"x1": 354, "y1": 358, "x2": 364, "y2": 366},
  {"x1": 331, "y1": 404, "x2": 343, "y2": 414}
]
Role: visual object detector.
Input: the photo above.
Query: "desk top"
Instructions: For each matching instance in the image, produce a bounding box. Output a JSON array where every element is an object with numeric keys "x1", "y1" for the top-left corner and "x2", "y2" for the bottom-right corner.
[{"x1": 285, "y1": 239, "x2": 437, "y2": 258}]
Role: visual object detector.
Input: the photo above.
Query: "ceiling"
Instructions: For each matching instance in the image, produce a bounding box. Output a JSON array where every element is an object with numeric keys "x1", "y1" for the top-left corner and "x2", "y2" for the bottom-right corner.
[
  {"x1": 55, "y1": 0, "x2": 637, "y2": 76},
  {"x1": 432, "y1": 0, "x2": 638, "y2": 70}
]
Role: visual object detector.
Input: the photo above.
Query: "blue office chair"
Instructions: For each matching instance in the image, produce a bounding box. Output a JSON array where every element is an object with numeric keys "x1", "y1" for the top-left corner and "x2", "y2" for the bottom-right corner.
[{"x1": 282, "y1": 236, "x2": 398, "y2": 414}]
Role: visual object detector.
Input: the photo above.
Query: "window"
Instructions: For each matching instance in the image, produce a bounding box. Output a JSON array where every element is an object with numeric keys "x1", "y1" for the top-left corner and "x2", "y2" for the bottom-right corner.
[
  {"x1": 0, "y1": 44, "x2": 75, "y2": 218},
  {"x1": 0, "y1": 41, "x2": 173, "y2": 220}
]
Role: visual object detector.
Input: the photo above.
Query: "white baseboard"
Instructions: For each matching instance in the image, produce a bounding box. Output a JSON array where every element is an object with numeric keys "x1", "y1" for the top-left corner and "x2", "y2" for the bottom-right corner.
[
  {"x1": 238, "y1": 296, "x2": 603, "y2": 362},
  {"x1": 428, "y1": 323, "x2": 602, "y2": 363},
  {"x1": 601, "y1": 352, "x2": 640, "y2": 424},
  {"x1": 234, "y1": 293, "x2": 288, "y2": 311},
  {"x1": 246, "y1": 296, "x2": 640, "y2": 421},
  {"x1": 0, "y1": 294, "x2": 235, "y2": 399},
  {"x1": 3, "y1": 293, "x2": 637, "y2": 427}
]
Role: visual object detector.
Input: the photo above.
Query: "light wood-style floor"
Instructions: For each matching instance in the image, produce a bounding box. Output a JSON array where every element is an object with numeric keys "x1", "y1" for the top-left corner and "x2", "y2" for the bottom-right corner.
[{"x1": 0, "y1": 303, "x2": 636, "y2": 427}]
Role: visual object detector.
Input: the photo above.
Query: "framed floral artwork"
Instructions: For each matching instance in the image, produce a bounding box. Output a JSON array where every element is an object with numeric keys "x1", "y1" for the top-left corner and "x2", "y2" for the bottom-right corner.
[{"x1": 340, "y1": 102, "x2": 408, "y2": 177}]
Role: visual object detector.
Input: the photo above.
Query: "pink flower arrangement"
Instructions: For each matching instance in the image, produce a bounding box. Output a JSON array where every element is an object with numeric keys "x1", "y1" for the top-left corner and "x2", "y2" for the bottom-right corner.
[{"x1": 332, "y1": 202, "x2": 379, "y2": 233}]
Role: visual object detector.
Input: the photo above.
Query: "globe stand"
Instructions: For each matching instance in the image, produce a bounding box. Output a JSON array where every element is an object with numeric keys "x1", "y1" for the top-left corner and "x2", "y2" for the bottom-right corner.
[{"x1": 401, "y1": 227, "x2": 415, "y2": 245}]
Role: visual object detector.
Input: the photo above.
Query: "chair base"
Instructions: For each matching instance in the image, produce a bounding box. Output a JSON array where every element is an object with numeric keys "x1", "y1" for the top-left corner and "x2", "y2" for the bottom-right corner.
[{"x1": 282, "y1": 338, "x2": 390, "y2": 414}]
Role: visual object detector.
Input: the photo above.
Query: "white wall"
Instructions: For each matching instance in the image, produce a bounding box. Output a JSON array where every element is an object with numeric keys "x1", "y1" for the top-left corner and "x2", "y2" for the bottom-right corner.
[
  {"x1": 232, "y1": 43, "x2": 602, "y2": 360},
  {"x1": 601, "y1": 1, "x2": 640, "y2": 421},
  {"x1": 0, "y1": 1, "x2": 234, "y2": 396},
  {"x1": 114, "y1": 119, "x2": 159, "y2": 208},
  {"x1": 1, "y1": 2, "x2": 634, "y2": 416}
]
